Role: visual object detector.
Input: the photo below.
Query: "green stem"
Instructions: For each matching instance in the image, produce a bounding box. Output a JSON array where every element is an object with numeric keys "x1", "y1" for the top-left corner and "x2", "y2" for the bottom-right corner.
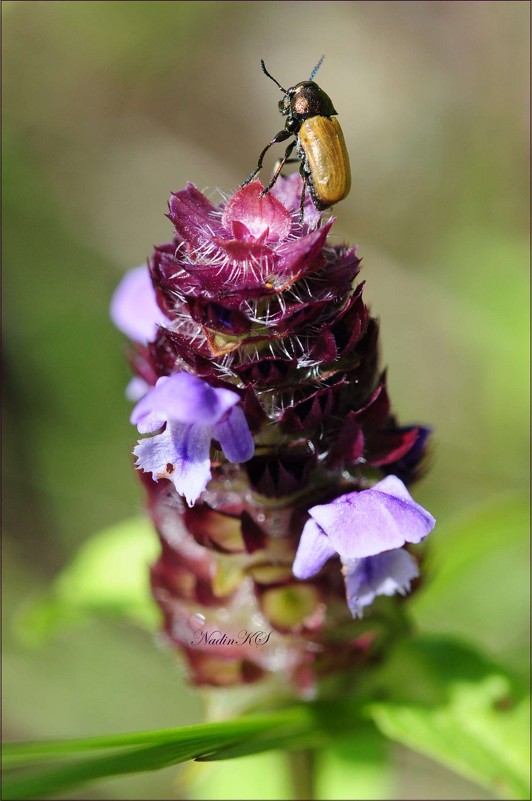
[{"x1": 287, "y1": 748, "x2": 316, "y2": 800}]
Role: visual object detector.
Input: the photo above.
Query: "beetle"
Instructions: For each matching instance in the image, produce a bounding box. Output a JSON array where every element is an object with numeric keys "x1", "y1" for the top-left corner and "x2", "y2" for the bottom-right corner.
[{"x1": 241, "y1": 56, "x2": 351, "y2": 220}]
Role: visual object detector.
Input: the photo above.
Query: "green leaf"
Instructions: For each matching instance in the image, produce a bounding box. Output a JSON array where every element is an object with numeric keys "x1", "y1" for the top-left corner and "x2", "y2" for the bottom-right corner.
[
  {"x1": 3, "y1": 699, "x2": 371, "y2": 800},
  {"x1": 2, "y1": 707, "x2": 316, "y2": 799},
  {"x1": 2, "y1": 696, "x2": 375, "y2": 799},
  {"x1": 4, "y1": 637, "x2": 529, "y2": 799},
  {"x1": 195, "y1": 726, "x2": 324, "y2": 761},
  {"x1": 14, "y1": 517, "x2": 160, "y2": 645},
  {"x1": 366, "y1": 636, "x2": 530, "y2": 800}
]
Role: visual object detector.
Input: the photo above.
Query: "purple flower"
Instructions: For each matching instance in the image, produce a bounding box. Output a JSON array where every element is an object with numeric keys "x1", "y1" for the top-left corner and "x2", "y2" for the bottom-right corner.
[
  {"x1": 131, "y1": 372, "x2": 254, "y2": 506},
  {"x1": 292, "y1": 475, "x2": 435, "y2": 616},
  {"x1": 113, "y1": 172, "x2": 435, "y2": 689},
  {"x1": 110, "y1": 264, "x2": 168, "y2": 344}
]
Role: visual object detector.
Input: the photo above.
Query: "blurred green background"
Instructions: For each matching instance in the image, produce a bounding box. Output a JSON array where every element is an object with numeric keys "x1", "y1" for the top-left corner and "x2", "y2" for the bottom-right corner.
[{"x1": 2, "y1": 1, "x2": 529, "y2": 799}]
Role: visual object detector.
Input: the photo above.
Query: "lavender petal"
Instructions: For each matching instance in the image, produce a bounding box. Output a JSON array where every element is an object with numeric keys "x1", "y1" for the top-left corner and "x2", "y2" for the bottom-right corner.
[{"x1": 344, "y1": 548, "x2": 419, "y2": 618}]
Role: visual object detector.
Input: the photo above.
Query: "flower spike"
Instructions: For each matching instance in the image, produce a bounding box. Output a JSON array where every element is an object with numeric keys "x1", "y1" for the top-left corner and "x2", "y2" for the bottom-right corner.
[{"x1": 112, "y1": 173, "x2": 434, "y2": 691}]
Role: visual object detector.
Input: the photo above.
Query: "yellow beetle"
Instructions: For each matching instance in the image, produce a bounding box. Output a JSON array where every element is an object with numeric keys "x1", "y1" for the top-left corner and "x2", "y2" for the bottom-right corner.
[{"x1": 242, "y1": 57, "x2": 351, "y2": 219}]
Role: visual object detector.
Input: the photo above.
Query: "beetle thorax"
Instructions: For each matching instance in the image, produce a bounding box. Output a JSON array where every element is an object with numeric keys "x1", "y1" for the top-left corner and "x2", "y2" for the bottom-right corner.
[
  {"x1": 288, "y1": 81, "x2": 337, "y2": 120},
  {"x1": 293, "y1": 92, "x2": 312, "y2": 117}
]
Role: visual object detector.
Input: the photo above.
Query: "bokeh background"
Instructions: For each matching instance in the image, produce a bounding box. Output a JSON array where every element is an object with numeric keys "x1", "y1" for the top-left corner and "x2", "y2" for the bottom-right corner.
[{"x1": 3, "y1": 1, "x2": 529, "y2": 799}]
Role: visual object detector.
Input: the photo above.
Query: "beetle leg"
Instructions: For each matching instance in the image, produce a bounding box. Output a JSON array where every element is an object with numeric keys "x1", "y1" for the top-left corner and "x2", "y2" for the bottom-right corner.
[
  {"x1": 259, "y1": 140, "x2": 297, "y2": 197},
  {"x1": 241, "y1": 129, "x2": 292, "y2": 187},
  {"x1": 299, "y1": 180, "x2": 306, "y2": 225},
  {"x1": 272, "y1": 156, "x2": 298, "y2": 175}
]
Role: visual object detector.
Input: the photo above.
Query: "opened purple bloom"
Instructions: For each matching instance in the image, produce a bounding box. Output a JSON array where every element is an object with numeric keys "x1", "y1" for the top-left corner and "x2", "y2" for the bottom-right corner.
[
  {"x1": 110, "y1": 264, "x2": 168, "y2": 344},
  {"x1": 131, "y1": 372, "x2": 254, "y2": 506},
  {"x1": 293, "y1": 475, "x2": 435, "y2": 615}
]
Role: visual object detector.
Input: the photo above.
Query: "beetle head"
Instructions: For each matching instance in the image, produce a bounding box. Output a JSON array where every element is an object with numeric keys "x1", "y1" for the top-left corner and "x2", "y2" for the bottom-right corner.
[
  {"x1": 278, "y1": 92, "x2": 292, "y2": 116},
  {"x1": 260, "y1": 59, "x2": 337, "y2": 121}
]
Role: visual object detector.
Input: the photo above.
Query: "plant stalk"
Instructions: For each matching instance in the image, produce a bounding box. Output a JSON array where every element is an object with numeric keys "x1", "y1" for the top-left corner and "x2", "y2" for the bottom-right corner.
[{"x1": 287, "y1": 748, "x2": 316, "y2": 800}]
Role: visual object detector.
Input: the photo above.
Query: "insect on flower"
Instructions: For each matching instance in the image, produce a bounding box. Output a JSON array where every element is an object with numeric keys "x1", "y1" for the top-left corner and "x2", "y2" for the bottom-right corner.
[{"x1": 242, "y1": 56, "x2": 351, "y2": 220}]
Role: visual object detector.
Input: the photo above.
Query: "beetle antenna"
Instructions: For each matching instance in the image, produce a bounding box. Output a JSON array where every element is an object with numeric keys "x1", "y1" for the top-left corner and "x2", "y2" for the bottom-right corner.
[
  {"x1": 260, "y1": 59, "x2": 287, "y2": 93},
  {"x1": 309, "y1": 55, "x2": 325, "y2": 81}
]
